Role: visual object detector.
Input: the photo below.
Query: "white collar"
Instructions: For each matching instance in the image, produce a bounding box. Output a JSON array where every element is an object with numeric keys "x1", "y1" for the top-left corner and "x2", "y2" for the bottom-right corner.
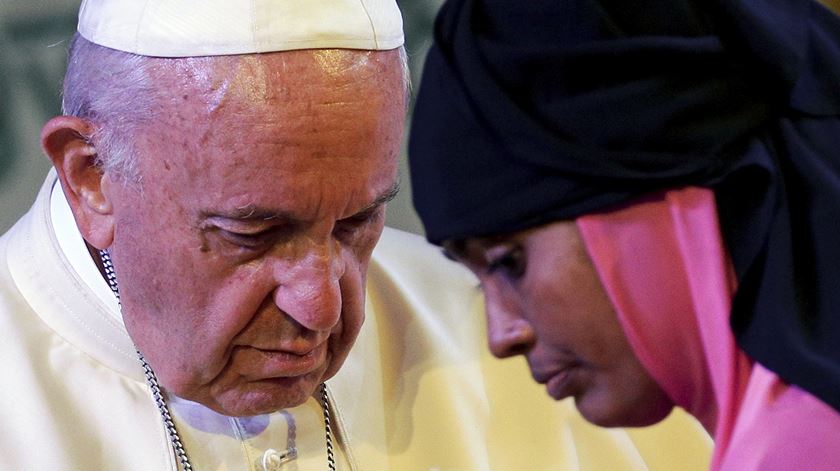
[
  {"x1": 49, "y1": 180, "x2": 122, "y2": 322},
  {"x1": 46, "y1": 179, "x2": 351, "y2": 469}
]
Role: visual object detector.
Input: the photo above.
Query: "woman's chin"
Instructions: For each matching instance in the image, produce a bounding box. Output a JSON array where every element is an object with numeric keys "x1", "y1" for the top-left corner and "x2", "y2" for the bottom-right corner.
[{"x1": 575, "y1": 393, "x2": 674, "y2": 428}]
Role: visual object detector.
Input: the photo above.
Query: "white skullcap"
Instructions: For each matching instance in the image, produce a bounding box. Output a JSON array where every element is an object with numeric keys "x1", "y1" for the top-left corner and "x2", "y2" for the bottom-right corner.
[{"x1": 77, "y1": 0, "x2": 404, "y2": 57}]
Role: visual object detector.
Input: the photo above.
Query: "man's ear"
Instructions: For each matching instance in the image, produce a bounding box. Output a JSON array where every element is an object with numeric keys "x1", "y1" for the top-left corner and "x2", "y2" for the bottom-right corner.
[{"x1": 41, "y1": 116, "x2": 114, "y2": 249}]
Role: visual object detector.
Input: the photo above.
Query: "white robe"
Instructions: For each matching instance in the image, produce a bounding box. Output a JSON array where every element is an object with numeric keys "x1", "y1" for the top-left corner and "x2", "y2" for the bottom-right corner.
[{"x1": 0, "y1": 171, "x2": 712, "y2": 470}]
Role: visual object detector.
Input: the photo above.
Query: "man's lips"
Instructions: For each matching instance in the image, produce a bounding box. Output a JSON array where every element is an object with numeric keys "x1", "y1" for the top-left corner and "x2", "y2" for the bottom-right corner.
[
  {"x1": 253, "y1": 341, "x2": 324, "y2": 356},
  {"x1": 235, "y1": 343, "x2": 328, "y2": 379}
]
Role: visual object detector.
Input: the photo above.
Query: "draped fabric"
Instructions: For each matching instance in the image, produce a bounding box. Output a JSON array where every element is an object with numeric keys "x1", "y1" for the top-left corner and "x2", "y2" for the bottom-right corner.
[
  {"x1": 578, "y1": 187, "x2": 840, "y2": 470},
  {"x1": 408, "y1": 0, "x2": 840, "y2": 411}
]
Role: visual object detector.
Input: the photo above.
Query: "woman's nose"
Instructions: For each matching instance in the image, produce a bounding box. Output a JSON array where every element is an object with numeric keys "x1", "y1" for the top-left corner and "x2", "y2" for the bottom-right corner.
[{"x1": 484, "y1": 290, "x2": 536, "y2": 359}]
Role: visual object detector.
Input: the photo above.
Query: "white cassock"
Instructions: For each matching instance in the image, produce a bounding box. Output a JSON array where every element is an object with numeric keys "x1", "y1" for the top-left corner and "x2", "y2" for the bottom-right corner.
[{"x1": 0, "y1": 171, "x2": 712, "y2": 470}]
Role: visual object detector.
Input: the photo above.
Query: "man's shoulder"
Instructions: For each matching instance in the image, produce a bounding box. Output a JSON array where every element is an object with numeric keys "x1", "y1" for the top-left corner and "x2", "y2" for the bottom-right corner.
[
  {"x1": 372, "y1": 226, "x2": 444, "y2": 263},
  {"x1": 370, "y1": 226, "x2": 478, "y2": 294},
  {"x1": 366, "y1": 226, "x2": 482, "y2": 335}
]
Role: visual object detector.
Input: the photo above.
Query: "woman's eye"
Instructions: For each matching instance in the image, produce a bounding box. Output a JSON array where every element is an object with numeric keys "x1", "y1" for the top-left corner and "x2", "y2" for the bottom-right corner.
[{"x1": 486, "y1": 247, "x2": 525, "y2": 279}]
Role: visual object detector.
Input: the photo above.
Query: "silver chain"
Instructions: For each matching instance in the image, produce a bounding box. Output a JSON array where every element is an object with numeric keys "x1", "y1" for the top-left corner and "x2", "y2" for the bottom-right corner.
[
  {"x1": 99, "y1": 249, "x2": 336, "y2": 470},
  {"x1": 321, "y1": 383, "x2": 336, "y2": 471},
  {"x1": 100, "y1": 249, "x2": 193, "y2": 470}
]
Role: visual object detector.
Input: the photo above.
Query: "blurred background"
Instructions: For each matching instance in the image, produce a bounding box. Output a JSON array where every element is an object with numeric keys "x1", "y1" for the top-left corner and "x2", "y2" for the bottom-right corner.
[{"x1": 1, "y1": 0, "x2": 839, "y2": 235}]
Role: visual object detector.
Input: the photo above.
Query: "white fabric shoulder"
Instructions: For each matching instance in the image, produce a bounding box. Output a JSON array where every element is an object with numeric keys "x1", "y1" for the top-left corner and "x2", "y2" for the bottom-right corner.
[
  {"x1": 371, "y1": 226, "x2": 478, "y2": 294},
  {"x1": 49, "y1": 179, "x2": 121, "y2": 321}
]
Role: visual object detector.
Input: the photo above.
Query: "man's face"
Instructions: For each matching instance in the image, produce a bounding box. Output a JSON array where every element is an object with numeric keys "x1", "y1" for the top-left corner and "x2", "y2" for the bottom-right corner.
[
  {"x1": 103, "y1": 49, "x2": 404, "y2": 416},
  {"x1": 446, "y1": 221, "x2": 673, "y2": 427}
]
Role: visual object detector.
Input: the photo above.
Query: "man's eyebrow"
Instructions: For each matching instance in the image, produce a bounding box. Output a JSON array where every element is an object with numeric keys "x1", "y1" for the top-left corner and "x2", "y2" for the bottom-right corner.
[
  {"x1": 202, "y1": 181, "x2": 401, "y2": 221},
  {"x1": 352, "y1": 181, "x2": 400, "y2": 215},
  {"x1": 203, "y1": 205, "x2": 290, "y2": 221}
]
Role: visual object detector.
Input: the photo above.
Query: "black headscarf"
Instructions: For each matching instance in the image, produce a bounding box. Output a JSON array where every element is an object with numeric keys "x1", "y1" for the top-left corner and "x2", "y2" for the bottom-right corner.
[{"x1": 408, "y1": 0, "x2": 840, "y2": 411}]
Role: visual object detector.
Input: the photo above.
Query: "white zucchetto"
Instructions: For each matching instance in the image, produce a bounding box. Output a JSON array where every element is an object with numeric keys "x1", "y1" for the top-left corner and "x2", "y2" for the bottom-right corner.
[{"x1": 77, "y1": 0, "x2": 404, "y2": 57}]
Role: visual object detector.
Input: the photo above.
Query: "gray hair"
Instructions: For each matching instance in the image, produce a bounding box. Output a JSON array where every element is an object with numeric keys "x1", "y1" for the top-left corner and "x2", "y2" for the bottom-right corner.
[
  {"x1": 61, "y1": 33, "x2": 411, "y2": 183},
  {"x1": 62, "y1": 33, "x2": 157, "y2": 182}
]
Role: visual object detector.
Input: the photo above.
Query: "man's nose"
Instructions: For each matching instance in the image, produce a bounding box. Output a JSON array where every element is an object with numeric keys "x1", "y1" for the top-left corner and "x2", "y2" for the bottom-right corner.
[
  {"x1": 273, "y1": 243, "x2": 344, "y2": 332},
  {"x1": 485, "y1": 290, "x2": 535, "y2": 359}
]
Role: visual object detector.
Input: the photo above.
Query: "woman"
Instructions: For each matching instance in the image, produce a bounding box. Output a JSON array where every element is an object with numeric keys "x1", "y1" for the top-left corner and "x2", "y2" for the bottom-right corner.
[{"x1": 408, "y1": 0, "x2": 840, "y2": 469}]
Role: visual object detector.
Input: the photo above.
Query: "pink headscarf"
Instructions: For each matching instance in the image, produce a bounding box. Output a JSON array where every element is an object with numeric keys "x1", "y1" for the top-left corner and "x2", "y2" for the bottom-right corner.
[{"x1": 577, "y1": 187, "x2": 840, "y2": 470}]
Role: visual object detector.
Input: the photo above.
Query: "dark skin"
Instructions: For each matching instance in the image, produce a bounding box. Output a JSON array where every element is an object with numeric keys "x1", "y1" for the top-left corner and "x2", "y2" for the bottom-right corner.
[{"x1": 445, "y1": 220, "x2": 673, "y2": 427}]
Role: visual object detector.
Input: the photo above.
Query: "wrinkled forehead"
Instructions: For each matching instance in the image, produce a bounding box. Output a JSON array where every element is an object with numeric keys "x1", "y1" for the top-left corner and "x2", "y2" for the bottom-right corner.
[
  {"x1": 154, "y1": 48, "x2": 398, "y2": 109},
  {"x1": 124, "y1": 48, "x2": 406, "y2": 164},
  {"x1": 125, "y1": 48, "x2": 403, "y2": 211}
]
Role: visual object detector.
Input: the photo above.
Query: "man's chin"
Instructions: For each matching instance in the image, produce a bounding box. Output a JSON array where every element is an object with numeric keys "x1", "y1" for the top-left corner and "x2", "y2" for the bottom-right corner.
[{"x1": 204, "y1": 376, "x2": 324, "y2": 417}]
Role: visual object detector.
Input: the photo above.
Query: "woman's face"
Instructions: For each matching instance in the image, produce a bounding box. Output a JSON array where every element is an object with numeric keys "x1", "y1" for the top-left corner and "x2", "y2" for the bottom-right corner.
[{"x1": 445, "y1": 220, "x2": 673, "y2": 427}]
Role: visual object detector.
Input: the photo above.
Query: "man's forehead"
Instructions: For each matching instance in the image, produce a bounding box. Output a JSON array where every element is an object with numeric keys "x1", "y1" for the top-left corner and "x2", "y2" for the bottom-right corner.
[
  {"x1": 147, "y1": 81, "x2": 403, "y2": 221},
  {"x1": 183, "y1": 49, "x2": 389, "y2": 107},
  {"x1": 137, "y1": 49, "x2": 405, "y2": 155}
]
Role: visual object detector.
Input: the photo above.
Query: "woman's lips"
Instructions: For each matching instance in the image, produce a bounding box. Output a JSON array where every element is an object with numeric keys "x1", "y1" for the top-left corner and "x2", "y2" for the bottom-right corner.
[
  {"x1": 545, "y1": 369, "x2": 575, "y2": 400},
  {"x1": 533, "y1": 363, "x2": 579, "y2": 400}
]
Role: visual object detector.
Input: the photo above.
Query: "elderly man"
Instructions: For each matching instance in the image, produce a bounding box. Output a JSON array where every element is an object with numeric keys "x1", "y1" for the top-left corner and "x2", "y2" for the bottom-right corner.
[{"x1": 0, "y1": 0, "x2": 712, "y2": 469}]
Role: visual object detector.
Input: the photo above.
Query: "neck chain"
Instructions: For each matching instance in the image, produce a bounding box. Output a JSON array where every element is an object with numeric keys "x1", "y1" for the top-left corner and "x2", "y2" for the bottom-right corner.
[{"x1": 99, "y1": 250, "x2": 336, "y2": 471}]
